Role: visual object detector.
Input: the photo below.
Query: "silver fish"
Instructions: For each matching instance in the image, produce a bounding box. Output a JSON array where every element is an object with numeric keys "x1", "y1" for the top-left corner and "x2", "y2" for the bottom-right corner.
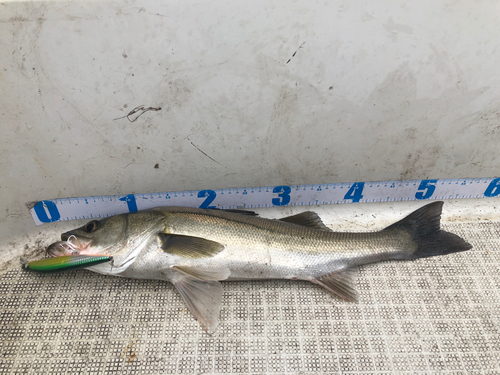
[{"x1": 45, "y1": 201, "x2": 471, "y2": 333}]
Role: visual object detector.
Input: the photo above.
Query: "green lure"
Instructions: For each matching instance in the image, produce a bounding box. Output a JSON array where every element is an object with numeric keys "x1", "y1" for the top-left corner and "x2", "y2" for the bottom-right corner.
[{"x1": 24, "y1": 255, "x2": 113, "y2": 273}]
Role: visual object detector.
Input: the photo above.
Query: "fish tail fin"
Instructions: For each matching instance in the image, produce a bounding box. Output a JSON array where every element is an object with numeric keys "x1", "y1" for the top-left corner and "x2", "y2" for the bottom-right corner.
[
  {"x1": 312, "y1": 202, "x2": 471, "y2": 303},
  {"x1": 387, "y1": 201, "x2": 472, "y2": 260}
]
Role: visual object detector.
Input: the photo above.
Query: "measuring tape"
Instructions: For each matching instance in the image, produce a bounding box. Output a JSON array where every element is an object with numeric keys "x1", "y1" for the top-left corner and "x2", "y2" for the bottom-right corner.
[{"x1": 27, "y1": 177, "x2": 500, "y2": 225}]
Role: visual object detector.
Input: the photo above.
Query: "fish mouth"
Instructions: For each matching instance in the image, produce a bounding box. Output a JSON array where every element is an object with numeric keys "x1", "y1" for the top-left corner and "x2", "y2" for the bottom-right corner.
[{"x1": 46, "y1": 235, "x2": 92, "y2": 257}]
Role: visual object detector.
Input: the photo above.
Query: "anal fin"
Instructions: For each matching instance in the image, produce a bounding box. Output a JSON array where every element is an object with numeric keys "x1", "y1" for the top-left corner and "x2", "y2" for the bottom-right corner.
[{"x1": 312, "y1": 268, "x2": 359, "y2": 302}]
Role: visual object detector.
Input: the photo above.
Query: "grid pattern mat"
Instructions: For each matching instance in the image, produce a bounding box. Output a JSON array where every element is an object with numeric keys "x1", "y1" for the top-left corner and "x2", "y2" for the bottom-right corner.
[{"x1": 1, "y1": 222, "x2": 499, "y2": 374}]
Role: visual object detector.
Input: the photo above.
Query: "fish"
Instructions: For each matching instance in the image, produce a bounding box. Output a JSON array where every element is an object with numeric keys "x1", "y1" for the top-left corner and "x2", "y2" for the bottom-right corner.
[{"x1": 39, "y1": 201, "x2": 471, "y2": 333}]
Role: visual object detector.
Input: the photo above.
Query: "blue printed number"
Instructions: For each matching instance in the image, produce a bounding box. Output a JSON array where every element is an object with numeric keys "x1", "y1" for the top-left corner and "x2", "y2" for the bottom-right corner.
[
  {"x1": 119, "y1": 194, "x2": 138, "y2": 212},
  {"x1": 415, "y1": 179, "x2": 437, "y2": 200},
  {"x1": 272, "y1": 186, "x2": 291, "y2": 206},
  {"x1": 344, "y1": 182, "x2": 364, "y2": 202},
  {"x1": 33, "y1": 200, "x2": 61, "y2": 223},
  {"x1": 484, "y1": 178, "x2": 500, "y2": 197},
  {"x1": 198, "y1": 190, "x2": 217, "y2": 208}
]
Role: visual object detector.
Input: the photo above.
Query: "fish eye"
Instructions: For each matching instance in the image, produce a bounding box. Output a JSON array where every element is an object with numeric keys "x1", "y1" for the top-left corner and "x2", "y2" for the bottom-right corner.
[{"x1": 84, "y1": 220, "x2": 100, "y2": 233}]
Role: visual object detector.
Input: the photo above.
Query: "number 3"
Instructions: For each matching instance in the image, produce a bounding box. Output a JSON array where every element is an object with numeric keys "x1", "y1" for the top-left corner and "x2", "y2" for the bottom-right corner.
[{"x1": 272, "y1": 186, "x2": 291, "y2": 206}]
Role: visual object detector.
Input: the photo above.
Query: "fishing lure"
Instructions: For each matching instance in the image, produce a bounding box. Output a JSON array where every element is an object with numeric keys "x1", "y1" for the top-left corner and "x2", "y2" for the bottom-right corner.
[{"x1": 23, "y1": 255, "x2": 113, "y2": 273}]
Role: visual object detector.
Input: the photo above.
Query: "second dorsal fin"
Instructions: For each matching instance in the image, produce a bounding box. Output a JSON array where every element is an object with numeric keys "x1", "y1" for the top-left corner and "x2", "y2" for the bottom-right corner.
[{"x1": 278, "y1": 211, "x2": 332, "y2": 232}]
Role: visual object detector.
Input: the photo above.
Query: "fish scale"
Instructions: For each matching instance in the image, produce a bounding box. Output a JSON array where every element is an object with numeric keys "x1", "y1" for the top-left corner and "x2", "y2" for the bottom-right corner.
[{"x1": 147, "y1": 209, "x2": 413, "y2": 281}]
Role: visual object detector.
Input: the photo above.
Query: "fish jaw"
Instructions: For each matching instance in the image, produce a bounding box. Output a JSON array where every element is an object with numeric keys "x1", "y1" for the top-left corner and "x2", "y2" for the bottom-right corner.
[
  {"x1": 45, "y1": 232, "x2": 145, "y2": 275},
  {"x1": 45, "y1": 237, "x2": 143, "y2": 275},
  {"x1": 46, "y1": 236, "x2": 92, "y2": 257}
]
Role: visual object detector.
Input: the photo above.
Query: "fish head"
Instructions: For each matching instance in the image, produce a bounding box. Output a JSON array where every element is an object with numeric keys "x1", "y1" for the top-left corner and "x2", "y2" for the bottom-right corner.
[
  {"x1": 46, "y1": 210, "x2": 166, "y2": 274},
  {"x1": 59, "y1": 215, "x2": 128, "y2": 256}
]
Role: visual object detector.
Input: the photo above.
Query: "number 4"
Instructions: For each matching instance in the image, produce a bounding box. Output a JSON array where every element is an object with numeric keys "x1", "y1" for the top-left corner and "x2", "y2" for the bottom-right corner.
[{"x1": 344, "y1": 182, "x2": 364, "y2": 202}]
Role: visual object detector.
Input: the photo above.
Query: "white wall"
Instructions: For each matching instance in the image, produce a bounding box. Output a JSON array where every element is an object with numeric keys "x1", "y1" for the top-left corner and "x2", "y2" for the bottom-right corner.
[{"x1": 1, "y1": 1, "x2": 500, "y2": 253}]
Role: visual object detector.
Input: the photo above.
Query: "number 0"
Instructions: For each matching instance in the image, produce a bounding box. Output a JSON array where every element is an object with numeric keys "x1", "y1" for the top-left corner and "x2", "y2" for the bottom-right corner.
[{"x1": 33, "y1": 200, "x2": 61, "y2": 223}]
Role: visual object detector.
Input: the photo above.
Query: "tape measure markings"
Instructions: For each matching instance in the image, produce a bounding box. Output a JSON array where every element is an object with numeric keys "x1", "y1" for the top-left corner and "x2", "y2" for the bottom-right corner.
[{"x1": 27, "y1": 177, "x2": 500, "y2": 225}]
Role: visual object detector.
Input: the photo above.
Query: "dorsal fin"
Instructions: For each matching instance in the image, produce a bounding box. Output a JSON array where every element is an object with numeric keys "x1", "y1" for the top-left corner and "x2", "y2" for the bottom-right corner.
[
  {"x1": 214, "y1": 208, "x2": 259, "y2": 216},
  {"x1": 278, "y1": 211, "x2": 332, "y2": 232}
]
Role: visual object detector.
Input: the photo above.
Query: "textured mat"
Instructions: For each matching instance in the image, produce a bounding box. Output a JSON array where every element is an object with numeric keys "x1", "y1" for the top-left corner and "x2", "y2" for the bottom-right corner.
[{"x1": 1, "y1": 222, "x2": 499, "y2": 374}]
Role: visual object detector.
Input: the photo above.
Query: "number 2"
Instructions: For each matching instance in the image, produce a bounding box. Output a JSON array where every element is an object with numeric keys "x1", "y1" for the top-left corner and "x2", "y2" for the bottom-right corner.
[{"x1": 198, "y1": 190, "x2": 217, "y2": 208}]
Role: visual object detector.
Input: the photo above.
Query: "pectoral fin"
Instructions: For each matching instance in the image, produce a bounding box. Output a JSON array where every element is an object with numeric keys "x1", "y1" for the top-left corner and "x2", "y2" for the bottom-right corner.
[
  {"x1": 172, "y1": 268, "x2": 224, "y2": 334},
  {"x1": 279, "y1": 212, "x2": 332, "y2": 232},
  {"x1": 312, "y1": 268, "x2": 359, "y2": 302},
  {"x1": 157, "y1": 233, "x2": 224, "y2": 259}
]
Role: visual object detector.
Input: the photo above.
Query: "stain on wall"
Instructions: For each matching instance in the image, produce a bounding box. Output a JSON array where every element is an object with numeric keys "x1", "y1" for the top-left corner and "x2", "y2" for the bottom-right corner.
[{"x1": 1, "y1": 0, "x2": 500, "y2": 246}]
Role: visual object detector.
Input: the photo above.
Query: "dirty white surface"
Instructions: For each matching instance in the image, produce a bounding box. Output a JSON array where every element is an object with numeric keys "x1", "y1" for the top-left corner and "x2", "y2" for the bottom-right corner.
[
  {"x1": 1, "y1": 201, "x2": 500, "y2": 374},
  {"x1": 1, "y1": 0, "x2": 500, "y2": 247}
]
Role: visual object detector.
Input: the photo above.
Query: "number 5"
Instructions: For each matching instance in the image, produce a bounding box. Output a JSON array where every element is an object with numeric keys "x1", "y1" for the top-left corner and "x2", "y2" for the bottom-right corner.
[{"x1": 415, "y1": 179, "x2": 437, "y2": 200}]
